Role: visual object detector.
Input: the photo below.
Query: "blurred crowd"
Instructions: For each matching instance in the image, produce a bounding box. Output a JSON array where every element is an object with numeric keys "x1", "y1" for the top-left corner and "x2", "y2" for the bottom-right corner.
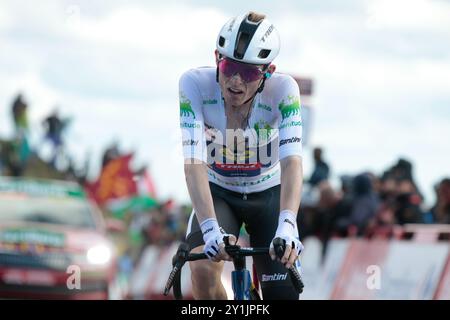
[
  {"x1": 298, "y1": 147, "x2": 450, "y2": 246},
  {"x1": 0, "y1": 92, "x2": 192, "y2": 267},
  {"x1": 1, "y1": 92, "x2": 449, "y2": 261},
  {"x1": 123, "y1": 201, "x2": 191, "y2": 260},
  {"x1": 0, "y1": 93, "x2": 84, "y2": 181}
]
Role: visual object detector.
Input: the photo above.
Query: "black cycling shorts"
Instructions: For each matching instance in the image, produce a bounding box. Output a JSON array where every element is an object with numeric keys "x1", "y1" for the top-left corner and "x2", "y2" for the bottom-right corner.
[{"x1": 185, "y1": 182, "x2": 300, "y2": 300}]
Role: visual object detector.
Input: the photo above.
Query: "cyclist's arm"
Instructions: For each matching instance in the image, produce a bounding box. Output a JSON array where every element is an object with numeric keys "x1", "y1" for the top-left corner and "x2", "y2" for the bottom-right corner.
[
  {"x1": 277, "y1": 75, "x2": 303, "y2": 214},
  {"x1": 184, "y1": 161, "x2": 216, "y2": 224},
  {"x1": 184, "y1": 161, "x2": 235, "y2": 260},
  {"x1": 271, "y1": 75, "x2": 304, "y2": 266},
  {"x1": 179, "y1": 70, "x2": 235, "y2": 259},
  {"x1": 179, "y1": 71, "x2": 214, "y2": 225},
  {"x1": 280, "y1": 156, "x2": 303, "y2": 215}
]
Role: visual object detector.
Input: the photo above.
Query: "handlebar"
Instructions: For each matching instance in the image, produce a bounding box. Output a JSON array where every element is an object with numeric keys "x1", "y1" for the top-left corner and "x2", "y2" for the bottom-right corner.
[
  {"x1": 186, "y1": 247, "x2": 270, "y2": 261},
  {"x1": 164, "y1": 238, "x2": 304, "y2": 299},
  {"x1": 273, "y1": 237, "x2": 305, "y2": 295}
]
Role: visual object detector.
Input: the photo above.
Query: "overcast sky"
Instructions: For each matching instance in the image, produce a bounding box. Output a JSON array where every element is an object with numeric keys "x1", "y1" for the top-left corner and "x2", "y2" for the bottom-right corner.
[{"x1": 1, "y1": 0, "x2": 449, "y2": 206}]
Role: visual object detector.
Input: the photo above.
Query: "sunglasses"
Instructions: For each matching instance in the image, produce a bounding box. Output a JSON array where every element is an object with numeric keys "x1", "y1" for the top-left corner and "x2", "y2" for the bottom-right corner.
[{"x1": 218, "y1": 58, "x2": 267, "y2": 82}]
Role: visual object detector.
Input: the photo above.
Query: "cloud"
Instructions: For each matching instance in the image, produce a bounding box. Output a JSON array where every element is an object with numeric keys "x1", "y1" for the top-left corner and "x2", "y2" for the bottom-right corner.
[
  {"x1": 67, "y1": 5, "x2": 226, "y2": 53},
  {"x1": 1, "y1": 3, "x2": 228, "y2": 101},
  {"x1": 366, "y1": 0, "x2": 450, "y2": 31},
  {"x1": 1, "y1": 0, "x2": 449, "y2": 205}
]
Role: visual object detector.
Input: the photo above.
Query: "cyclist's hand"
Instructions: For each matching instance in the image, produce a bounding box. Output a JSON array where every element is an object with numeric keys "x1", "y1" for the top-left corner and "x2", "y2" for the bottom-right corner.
[
  {"x1": 269, "y1": 210, "x2": 304, "y2": 269},
  {"x1": 215, "y1": 234, "x2": 237, "y2": 262},
  {"x1": 200, "y1": 218, "x2": 236, "y2": 262}
]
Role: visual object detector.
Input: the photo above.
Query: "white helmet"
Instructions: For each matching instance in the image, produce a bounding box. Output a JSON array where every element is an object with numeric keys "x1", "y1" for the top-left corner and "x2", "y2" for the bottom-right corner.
[{"x1": 216, "y1": 12, "x2": 280, "y2": 65}]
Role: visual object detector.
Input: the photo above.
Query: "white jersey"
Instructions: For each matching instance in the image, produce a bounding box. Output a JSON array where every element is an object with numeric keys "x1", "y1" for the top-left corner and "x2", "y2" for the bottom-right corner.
[{"x1": 179, "y1": 67, "x2": 303, "y2": 194}]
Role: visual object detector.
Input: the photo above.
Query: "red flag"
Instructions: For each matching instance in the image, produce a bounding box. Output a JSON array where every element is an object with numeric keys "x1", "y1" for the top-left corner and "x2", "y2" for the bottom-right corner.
[
  {"x1": 86, "y1": 154, "x2": 137, "y2": 206},
  {"x1": 137, "y1": 170, "x2": 158, "y2": 198}
]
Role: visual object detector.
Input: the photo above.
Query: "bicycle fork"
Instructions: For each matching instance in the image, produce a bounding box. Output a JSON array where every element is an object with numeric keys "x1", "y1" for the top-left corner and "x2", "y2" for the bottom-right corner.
[{"x1": 231, "y1": 254, "x2": 252, "y2": 300}]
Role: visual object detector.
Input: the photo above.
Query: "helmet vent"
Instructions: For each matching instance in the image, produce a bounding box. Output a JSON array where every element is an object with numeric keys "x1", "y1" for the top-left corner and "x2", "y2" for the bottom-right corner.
[
  {"x1": 258, "y1": 49, "x2": 271, "y2": 59},
  {"x1": 219, "y1": 36, "x2": 225, "y2": 47},
  {"x1": 235, "y1": 32, "x2": 250, "y2": 59}
]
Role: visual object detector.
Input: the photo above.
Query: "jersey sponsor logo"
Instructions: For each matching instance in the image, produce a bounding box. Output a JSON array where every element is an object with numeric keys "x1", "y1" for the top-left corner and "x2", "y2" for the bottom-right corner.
[
  {"x1": 279, "y1": 137, "x2": 301, "y2": 146},
  {"x1": 181, "y1": 122, "x2": 201, "y2": 129},
  {"x1": 180, "y1": 93, "x2": 196, "y2": 119},
  {"x1": 254, "y1": 121, "x2": 273, "y2": 142},
  {"x1": 207, "y1": 141, "x2": 275, "y2": 168},
  {"x1": 212, "y1": 162, "x2": 262, "y2": 177},
  {"x1": 182, "y1": 139, "x2": 199, "y2": 146},
  {"x1": 261, "y1": 273, "x2": 288, "y2": 282},
  {"x1": 213, "y1": 163, "x2": 263, "y2": 177},
  {"x1": 279, "y1": 95, "x2": 301, "y2": 120},
  {"x1": 261, "y1": 24, "x2": 274, "y2": 43},
  {"x1": 207, "y1": 169, "x2": 279, "y2": 187},
  {"x1": 257, "y1": 103, "x2": 272, "y2": 112},
  {"x1": 279, "y1": 120, "x2": 302, "y2": 129},
  {"x1": 220, "y1": 146, "x2": 257, "y2": 163},
  {"x1": 202, "y1": 99, "x2": 218, "y2": 105},
  {"x1": 215, "y1": 163, "x2": 261, "y2": 171},
  {"x1": 217, "y1": 144, "x2": 273, "y2": 166}
]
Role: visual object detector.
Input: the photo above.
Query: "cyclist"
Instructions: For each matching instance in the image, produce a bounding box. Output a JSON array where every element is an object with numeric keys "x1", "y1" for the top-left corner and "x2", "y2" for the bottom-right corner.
[{"x1": 180, "y1": 11, "x2": 304, "y2": 300}]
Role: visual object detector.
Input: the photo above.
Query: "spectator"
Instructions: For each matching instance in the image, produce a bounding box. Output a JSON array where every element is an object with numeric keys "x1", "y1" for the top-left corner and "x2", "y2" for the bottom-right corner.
[
  {"x1": 11, "y1": 93, "x2": 29, "y2": 138},
  {"x1": 309, "y1": 147, "x2": 330, "y2": 187},
  {"x1": 335, "y1": 172, "x2": 380, "y2": 235},
  {"x1": 10, "y1": 94, "x2": 31, "y2": 171},
  {"x1": 102, "y1": 142, "x2": 121, "y2": 168},
  {"x1": 389, "y1": 158, "x2": 413, "y2": 181},
  {"x1": 379, "y1": 176, "x2": 397, "y2": 202},
  {"x1": 326, "y1": 175, "x2": 354, "y2": 237},
  {"x1": 42, "y1": 108, "x2": 69, "y2": 167},
  {"x1": 366, "y1": 200, "x2": 397, "y2": 238},
  {"x1": 313, "y1": 180, "x2": 342, "y2": 258},
  {"x1": 368, "y1": 176, "x2": 398, "y2": 233},
  {"x1": 383, "y1": 158, "x2": 424, "y2": 201},
  {"x1": 0, "y1": 140, "x2": 23, "y2": 176},
  {"x1": 394, "y1": 179, "x2": 423, "y2": 224},
  {"x1": 425, "y1": 178, "x2": 450, "y2": 224}
]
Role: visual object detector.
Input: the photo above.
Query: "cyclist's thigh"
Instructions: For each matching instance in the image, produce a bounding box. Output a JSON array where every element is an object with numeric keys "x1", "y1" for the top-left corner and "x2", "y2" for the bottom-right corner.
[
  {"x1": 245, "y1": 185, "x2": 300, "y2": 300},
  {"x1": 188, "y1": 246, "x2": 225, "y2": 278},
  {"x1": 185, "y1": 183, "x2": 241, "y2": 250}
]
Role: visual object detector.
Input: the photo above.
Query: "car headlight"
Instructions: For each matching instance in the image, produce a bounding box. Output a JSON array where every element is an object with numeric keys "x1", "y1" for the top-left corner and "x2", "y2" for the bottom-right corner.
[{"x1": 86, "y1": 245, "x2": 112, "y2": 265}]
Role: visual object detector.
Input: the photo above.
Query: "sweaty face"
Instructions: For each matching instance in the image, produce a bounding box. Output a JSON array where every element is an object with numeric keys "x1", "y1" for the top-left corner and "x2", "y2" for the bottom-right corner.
[
  {"x1": 219, "y1": 73, "x2": 262, "y2": 107},
  {"x1": 217, "y1": 59, "x2": 265, "y2": 107}
]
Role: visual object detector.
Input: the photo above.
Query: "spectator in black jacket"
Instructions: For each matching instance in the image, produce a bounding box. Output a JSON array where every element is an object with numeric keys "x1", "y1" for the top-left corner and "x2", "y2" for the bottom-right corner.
[{"x1": 309, "y1": 147, "x2": 330, "y2": 187}]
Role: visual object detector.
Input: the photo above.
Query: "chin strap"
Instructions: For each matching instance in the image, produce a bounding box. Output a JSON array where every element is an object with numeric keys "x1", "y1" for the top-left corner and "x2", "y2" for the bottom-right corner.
[
  {"x1": 241, "y1": 94, "x2": 256, "y2": 106},
  {"x1": 256, "y1": 74, "x2": 268, "y2": 93},
  {"x1": 242, "y1": 72, "x2": 270, "y2": 104}
]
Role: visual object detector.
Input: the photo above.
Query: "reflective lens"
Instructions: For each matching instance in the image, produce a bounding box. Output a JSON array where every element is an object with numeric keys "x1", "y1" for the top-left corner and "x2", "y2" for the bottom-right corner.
[{"x1": 218, "y1": 58, "x2": 265, "y2": 82}]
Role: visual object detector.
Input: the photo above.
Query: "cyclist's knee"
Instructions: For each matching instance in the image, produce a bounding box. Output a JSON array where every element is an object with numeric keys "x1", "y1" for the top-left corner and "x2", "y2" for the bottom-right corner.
[
  {"x1": 190, "y1": 260, "x2": 223, "y2": 286},
  {"x1": 190, "y1": 247, "x2": 224, "y2": 298}
]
